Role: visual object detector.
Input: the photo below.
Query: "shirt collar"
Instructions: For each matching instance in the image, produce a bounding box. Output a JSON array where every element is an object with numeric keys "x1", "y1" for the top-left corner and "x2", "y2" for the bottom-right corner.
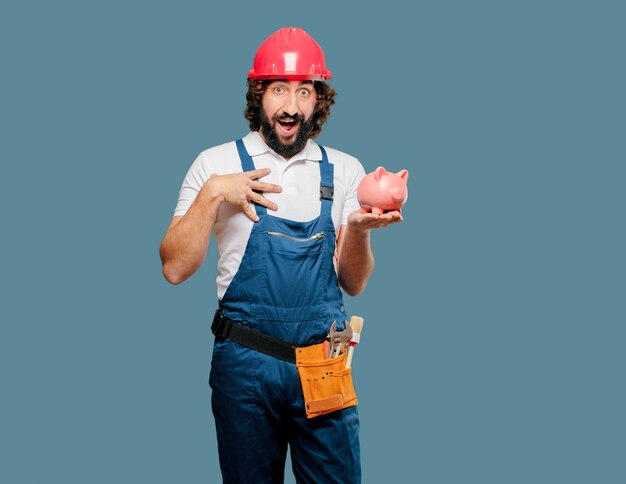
[{"x1": 242, "y1": 131, "x2": 323, "y2": 162}]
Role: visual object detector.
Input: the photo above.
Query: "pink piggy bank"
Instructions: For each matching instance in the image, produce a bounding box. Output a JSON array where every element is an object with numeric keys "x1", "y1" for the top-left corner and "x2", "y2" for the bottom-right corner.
[{"x1": 357, "y1": 167, "x2": 409, "y2": 215}]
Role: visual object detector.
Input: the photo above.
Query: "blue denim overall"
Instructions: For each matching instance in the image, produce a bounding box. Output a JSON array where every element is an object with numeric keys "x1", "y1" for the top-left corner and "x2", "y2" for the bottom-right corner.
[{"x1": 209, "y1": 139, "x2": 360, "y2": 483}]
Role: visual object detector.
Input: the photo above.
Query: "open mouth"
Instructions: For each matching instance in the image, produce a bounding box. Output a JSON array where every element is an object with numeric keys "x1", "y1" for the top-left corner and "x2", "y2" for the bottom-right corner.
[
  {"x1": 273, "y1": 113, "x2": 305, "y2": 138},
  {"x1": 276, "y1": 118, "x2": 299, "y2": 135}
]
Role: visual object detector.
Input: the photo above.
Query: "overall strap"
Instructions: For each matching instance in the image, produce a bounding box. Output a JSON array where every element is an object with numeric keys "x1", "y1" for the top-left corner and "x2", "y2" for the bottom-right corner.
[
  {"x1": 318, "y1": 145, "x2": 334, "y2": 218},
  {"x1": 236, "y1": 138, "x2": 267, "y2": 216}
]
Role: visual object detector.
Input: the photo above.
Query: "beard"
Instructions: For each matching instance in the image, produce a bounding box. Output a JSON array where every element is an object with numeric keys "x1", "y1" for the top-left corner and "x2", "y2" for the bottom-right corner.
[{"x1": 259, "y1": 110, "x2": 314, "y2": 158}]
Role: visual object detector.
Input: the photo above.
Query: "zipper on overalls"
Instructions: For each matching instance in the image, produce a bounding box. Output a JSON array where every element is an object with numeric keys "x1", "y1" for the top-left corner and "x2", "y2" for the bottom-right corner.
[{"x1": 266, "y1": 231, "x2": 325, "y2": 242}]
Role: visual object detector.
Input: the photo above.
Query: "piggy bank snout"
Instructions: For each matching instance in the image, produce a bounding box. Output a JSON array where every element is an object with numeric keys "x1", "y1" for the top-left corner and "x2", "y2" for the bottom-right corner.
[{"x1": 390, "y1": 186, "x2": 405, "y2": 202}]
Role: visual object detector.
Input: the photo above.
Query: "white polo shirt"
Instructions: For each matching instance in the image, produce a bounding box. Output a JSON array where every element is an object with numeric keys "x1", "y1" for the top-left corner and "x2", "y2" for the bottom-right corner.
[{"x1": 174, "y1": 131, "x2": 365, "y2": 299}]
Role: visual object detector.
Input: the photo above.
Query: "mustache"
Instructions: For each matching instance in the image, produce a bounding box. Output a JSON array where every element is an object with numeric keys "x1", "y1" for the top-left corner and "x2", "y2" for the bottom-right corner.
[{"x1": 274, "y1": 112, "x2": 305, "y2": 122}]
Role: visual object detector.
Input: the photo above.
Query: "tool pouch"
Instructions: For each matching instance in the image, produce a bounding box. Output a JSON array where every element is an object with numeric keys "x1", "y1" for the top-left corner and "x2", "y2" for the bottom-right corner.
[{"x1": 295, "y1": 342, "x2": 358, "y2": 419}]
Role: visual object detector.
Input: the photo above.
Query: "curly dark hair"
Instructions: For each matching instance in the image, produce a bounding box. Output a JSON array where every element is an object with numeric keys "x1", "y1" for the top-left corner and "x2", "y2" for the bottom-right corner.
[{"x1": 244, "y1": 79, "x2": 337, "y2": 139}]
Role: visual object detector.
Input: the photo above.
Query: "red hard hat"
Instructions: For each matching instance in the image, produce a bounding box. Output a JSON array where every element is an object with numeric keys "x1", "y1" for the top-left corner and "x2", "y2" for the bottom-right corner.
[{"x1": 248, "y1": 27, "x2": 332, "y2": 81}]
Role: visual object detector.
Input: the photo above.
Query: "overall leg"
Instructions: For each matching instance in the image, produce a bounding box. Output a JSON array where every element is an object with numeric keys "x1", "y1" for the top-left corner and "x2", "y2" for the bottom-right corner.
[
  {"x1": 210, "y1": 340, "x2": 288, "y2": 483},
  {"x1": 286, "y1": 365, "x2": 361, "y2": 484}
]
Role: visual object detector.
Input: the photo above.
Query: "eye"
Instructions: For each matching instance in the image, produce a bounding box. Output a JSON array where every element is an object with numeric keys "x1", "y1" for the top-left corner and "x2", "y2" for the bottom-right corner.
[
  {"x1": 273, "y1": 85, "x2": 285, "y2": 95},
  {"x1": 298, "y1": 88, "x2": 311, "y2": 98}
]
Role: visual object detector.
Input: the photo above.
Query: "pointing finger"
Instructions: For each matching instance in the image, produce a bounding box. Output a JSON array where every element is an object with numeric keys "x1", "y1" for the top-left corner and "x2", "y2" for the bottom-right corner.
[{"x1": 246, "y1": 168, "x2": 272, "y2": 178}]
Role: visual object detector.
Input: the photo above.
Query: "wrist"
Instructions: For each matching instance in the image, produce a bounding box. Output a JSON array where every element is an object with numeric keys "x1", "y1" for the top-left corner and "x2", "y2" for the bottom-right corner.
[
  {"x1": 346, "y1": 213, "x2": 369, "y2": 236},
  {"x1": 199, "y1": 178, "x2": 226, "y2": 206},
  {"x1": 346, "y1": 222, "x2": 371, "y2": 238}
]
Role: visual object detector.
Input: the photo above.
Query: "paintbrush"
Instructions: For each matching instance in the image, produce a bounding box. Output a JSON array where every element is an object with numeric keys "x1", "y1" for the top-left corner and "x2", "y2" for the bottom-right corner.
[{"x1": 345, "y1": 316, "x2": 364, "y2": 369}]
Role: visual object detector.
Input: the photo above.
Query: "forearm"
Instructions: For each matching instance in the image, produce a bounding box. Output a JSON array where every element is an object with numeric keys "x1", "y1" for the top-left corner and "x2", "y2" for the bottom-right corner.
[
  {"x1": 160, "y1": 188, "x2": 222, "y2": 285},
  {"x1": 337, "y1": 225, "x2": 375, "y2": 297}
]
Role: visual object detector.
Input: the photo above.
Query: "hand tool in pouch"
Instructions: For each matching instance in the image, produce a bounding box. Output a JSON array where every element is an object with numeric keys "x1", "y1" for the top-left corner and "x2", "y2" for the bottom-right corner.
[
  {"x1": 345, "y1": 316, "x2": 364, "y2": 369},
  {"x1": 327, "y1": 321, "x2": 353, "y2": 358},
  {"x1": 327, "y1": 322, "x2": 339, "y2": 358}
]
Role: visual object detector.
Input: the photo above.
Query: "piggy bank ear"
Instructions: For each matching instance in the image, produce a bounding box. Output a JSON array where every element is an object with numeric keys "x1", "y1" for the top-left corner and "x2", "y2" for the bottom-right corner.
[
  {"x1": 374, "y1": 166, "x2": 388, "y2": 180},
  {"x1": 396, "y1": 169, "x2": 409, "y2": 181}
]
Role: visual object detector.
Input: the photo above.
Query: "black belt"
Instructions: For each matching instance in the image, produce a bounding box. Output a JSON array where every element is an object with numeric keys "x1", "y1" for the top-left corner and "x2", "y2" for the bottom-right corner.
[{"x1": 211, "y1": 310, "x2": 297, "y2": 364}]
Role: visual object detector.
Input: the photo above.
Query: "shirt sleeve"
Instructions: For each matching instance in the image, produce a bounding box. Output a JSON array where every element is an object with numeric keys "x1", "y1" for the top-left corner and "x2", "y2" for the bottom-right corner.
[
  {"x1": 173, "y1": 152, "x2": 210, "y2": 217},
  {"x1": 341, "y1": 159, "x2": 366, "y2": 225}
]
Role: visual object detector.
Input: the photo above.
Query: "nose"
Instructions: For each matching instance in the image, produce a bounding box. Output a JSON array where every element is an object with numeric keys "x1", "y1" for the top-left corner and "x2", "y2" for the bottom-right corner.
[{"x1": 283, "y1": 91, "x2": 298, "y2": 116}]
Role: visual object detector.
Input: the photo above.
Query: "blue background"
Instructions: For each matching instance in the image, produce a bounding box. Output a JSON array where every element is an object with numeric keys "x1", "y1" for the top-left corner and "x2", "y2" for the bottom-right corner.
[{"x1": 2, "y1": 1, "x2": 624, "y2": 482}]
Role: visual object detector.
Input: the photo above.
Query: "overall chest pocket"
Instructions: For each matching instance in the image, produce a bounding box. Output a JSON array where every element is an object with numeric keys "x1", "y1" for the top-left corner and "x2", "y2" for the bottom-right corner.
[{"x1": 262, "y1": 231, "x2": 327, "y2": 309}]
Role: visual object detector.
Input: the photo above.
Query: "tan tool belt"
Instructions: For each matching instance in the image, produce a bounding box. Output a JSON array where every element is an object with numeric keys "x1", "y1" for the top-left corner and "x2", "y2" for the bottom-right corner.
[
  {"x1": 212, "y1": 311, "x2": 357, "y2": 419},
  {"x1": 295, "y1": 342, "x2": 358, "y2": 419}
]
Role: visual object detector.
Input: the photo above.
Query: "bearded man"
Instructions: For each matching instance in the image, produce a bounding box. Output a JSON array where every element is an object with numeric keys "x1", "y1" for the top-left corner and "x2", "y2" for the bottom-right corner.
[{"x1": 160, "y1": 27, "x2": 402, "y2": 483}]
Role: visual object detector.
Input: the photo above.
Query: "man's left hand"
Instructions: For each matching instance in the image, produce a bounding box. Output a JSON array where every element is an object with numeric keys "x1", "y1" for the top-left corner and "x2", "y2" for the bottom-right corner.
[{"x1": 346, "y1": 210, "x2": 403, "y2": 232}]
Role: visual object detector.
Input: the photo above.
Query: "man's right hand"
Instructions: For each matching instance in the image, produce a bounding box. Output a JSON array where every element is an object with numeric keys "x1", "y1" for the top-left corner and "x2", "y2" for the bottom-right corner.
[
  {"x1": 160, "y1": 168, "x2": 282, "y2": 284},
  {"x1": 202, "y1": 168, "x2": 282, "y2": 222}
]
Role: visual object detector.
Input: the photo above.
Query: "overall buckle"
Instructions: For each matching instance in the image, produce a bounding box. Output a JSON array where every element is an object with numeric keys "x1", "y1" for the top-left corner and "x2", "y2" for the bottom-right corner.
[{"x1": 320, "y1": 185, "x2": 334, "y2": 201}]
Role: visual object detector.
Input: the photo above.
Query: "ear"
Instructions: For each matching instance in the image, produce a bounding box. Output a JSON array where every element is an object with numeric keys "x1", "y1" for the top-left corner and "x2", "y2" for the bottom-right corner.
[
  {"x1": 374, "y1": 166, "x2": 388, "y2": 181},
  {"x1": 397, "y1": 169, "x2": 409, "y2": 181}
]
